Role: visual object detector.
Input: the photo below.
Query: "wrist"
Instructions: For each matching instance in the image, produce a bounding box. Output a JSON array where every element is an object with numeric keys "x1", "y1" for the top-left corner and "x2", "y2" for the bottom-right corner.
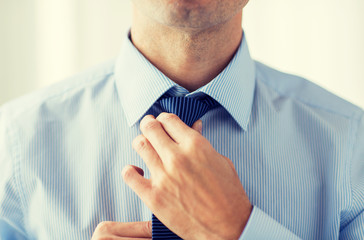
[
  {"x1": 201, "y1": 204, "x2": 253, "y2": 240},
  {"x1": 224, "y1": 203, "x2": 253, "y2": 240}
]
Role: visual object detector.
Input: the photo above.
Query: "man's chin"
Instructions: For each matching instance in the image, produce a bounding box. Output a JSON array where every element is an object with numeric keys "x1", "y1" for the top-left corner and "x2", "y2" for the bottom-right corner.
[{"x1": 157, "y1": 8, "x2": 219, "y2": 32}]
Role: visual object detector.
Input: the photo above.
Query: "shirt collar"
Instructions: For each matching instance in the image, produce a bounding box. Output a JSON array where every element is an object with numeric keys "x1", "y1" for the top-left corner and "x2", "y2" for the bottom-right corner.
[{"x1": 114, "y1": 31, "x2": 256, "y2": 130}]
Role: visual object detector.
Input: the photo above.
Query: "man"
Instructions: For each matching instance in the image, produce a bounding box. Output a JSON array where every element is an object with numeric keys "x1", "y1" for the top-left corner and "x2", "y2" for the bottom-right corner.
[{"x1": 0, "y1": 0, "x2": 363, "y2": 239}]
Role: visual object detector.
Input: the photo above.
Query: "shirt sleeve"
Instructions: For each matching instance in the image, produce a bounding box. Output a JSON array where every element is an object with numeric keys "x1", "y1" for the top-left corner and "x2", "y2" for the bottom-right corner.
[
  {"x1": 238, "y1": 207, "x2": 302, "y2": 240},
  {"x1": 0, "y1": 109, "x2": 28, "y2": 239},
  {"x1": 339, "y1": 112, "x2": 364, "y2": 239}
]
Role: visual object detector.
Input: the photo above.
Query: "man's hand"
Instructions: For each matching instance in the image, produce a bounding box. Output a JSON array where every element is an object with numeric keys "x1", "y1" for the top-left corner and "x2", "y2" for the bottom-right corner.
[
  {"x1": 122, "y1": 113, "x2": 252, "y2": 240},
  {"x1": 91, "y1": 221, "x2": 152, "y2": 239}
]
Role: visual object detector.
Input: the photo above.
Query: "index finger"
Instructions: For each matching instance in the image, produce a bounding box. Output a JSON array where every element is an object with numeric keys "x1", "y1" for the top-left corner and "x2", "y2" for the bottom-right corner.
[
  {"x1": 139, "y1": 115, "x2": 177, "y2": 159},
  {"x1": 156, "y1": 113, "x2": 200, "y2": 144}
]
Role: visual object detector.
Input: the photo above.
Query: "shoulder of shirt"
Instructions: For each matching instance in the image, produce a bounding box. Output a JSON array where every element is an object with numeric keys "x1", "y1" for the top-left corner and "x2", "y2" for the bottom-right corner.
[
  {"x1": 254, "y1": 61, "x2": 364, "y2": 120},
  {"x1": 0, "y1": 59, "x2": 116, "y2": 122}
]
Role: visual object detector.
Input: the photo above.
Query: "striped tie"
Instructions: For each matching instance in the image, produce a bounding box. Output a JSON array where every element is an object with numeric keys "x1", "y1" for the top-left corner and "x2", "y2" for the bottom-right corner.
[{"x1": 152, "y1": 95, "x2": 217, "y2": 240}]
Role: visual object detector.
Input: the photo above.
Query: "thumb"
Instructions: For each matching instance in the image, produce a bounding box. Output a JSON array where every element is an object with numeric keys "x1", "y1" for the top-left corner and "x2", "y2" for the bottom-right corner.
[{"x1": 192, "y1": 120, "x2": 203, "y2": 134}]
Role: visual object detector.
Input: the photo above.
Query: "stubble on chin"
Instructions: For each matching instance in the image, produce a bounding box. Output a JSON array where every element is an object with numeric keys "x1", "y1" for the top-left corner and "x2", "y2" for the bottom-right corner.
[
  {"x1": 159, "y1": 1, "x2": 215, "y2": 29},
  {"x1": 133, "y1": 0, "x2": 245, "y2": 33}
]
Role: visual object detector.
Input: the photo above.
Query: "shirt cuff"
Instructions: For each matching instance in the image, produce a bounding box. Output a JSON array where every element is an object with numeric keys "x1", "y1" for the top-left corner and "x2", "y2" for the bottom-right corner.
[{"x1": 239, "y1": 206, "x2": 302, "y2": 240}]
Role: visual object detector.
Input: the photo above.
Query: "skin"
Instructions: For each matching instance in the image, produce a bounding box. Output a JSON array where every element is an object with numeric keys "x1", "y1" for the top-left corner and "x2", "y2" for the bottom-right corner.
[
  {"x1": 92, "y1": 0, "x2": 252, "y2": 239},
  {"x1": 91, "y1": 221, "x2": 152, "y2": 239},
  {"x1": 130, "y1": 0, "x2": 249, "y2": 91}
]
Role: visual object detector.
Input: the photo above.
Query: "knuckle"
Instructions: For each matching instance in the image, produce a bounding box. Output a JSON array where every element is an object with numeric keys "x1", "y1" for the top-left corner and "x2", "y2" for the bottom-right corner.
[
  {"x1": 132, "y1": 135, "x2": 148, "y2": 152},
  {"x1": 168, "y1": 152, "x2": 187, "y2": 169},
  {"x1": 226, "y1": 157, "x2": 237, "y2": 171},
  {"x1": 150, "y1": 188, "x2": 163, "y2": 207},
  {"x1": 186, "y1": 133, "x2": 204, "y2": 148},
  {"x1": 143, "y1": 221, "x2": 152, "y2": 235},
  {"x1": 140, "y1": 118, "x2": 160, "y2": 131},
  {"x1": 95, "y1": 221, "x2": 112, "y2": 232},
  {"x1": 169, "y1": 152, "x2": 183, "y2": 163},
  {"x1": 157, "y1": 112, "x2": 178, "y2": 122}
]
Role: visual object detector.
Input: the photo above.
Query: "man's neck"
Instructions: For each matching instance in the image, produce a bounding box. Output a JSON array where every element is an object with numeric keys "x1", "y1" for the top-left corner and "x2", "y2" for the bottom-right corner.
[{"x1": 130, "y1": 7, "x2": 243, "y2": 92}]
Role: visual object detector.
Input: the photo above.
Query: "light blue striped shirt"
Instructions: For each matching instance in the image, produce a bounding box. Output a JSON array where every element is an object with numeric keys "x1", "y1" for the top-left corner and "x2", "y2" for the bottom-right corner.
[{"x1": 0, "y1": 33, "x2": 363, "y2": 240}]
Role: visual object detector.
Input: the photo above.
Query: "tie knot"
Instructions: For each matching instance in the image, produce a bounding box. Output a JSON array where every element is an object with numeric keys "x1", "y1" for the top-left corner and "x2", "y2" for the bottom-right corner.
[{"x1": 157, "y1": 95, "x2": 217, "y2": 127}]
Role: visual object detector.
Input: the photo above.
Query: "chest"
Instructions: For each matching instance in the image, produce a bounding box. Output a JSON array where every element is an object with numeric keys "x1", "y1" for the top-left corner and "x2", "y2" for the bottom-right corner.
[{"x1": 22, "y1": 109, "x2": 344, "y2": 239}]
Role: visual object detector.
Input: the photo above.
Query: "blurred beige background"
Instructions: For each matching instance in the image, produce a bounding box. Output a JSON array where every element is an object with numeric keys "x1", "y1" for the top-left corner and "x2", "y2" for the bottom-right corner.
[{"x1": 1, "y1": 0, "x2": 363, "y2": 108}]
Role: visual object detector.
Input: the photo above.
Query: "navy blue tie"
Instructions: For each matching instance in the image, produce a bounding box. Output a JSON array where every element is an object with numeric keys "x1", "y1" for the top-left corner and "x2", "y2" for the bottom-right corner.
[{"x1": 152, "y1": 95, "x2": 217, "y2": 240}]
